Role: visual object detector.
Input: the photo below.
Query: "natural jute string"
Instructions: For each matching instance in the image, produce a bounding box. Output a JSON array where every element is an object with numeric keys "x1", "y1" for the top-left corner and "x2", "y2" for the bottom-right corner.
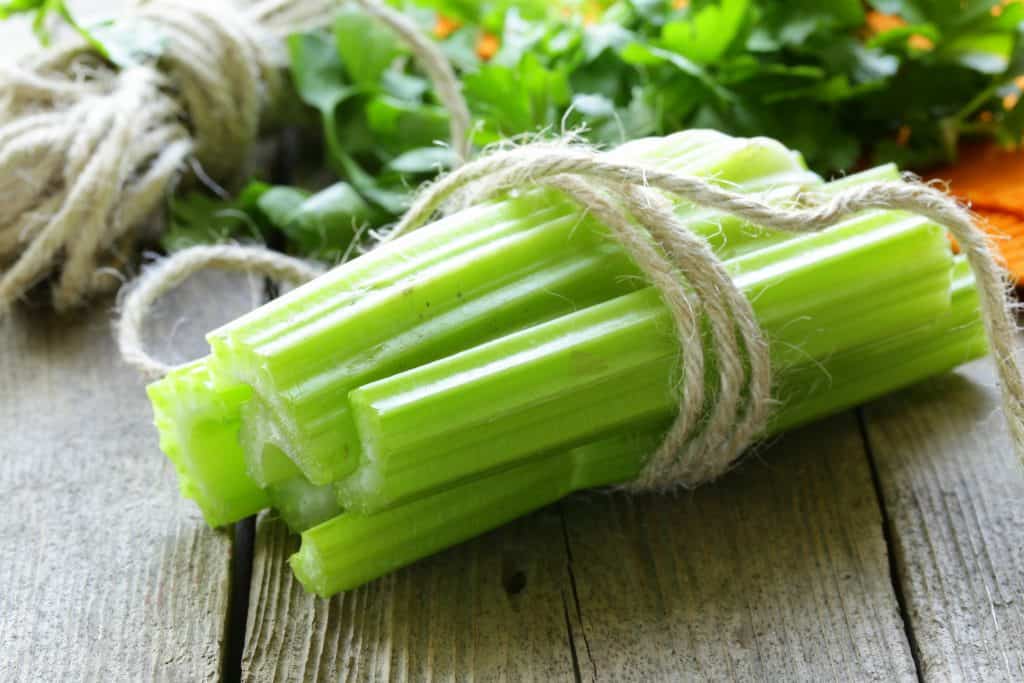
[
  {"x1": 0, "y1": 0, "x2": 467, "y2": 311},
  {"x1": 118, "y1": 243, "x2": 323, "y2": 379},
  {"x1": 102, "y1": 0, "x2": 1024, "y2": 486},
  {"x1": 357, "y1": 141, "x2": 1024, "y2": 487},
  {"x1": 118, "y1": 138, "x2": 1024, "y2": 487}
]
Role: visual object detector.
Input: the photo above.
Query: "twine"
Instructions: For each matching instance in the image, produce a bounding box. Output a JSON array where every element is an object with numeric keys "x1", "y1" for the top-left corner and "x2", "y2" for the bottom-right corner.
[
  {"x1": 372, "y1": 142, "x2": 1024, "y2": 487},
  {"x1": 0, "y1": 0, "x2": 467, "y2": 311},
  {"x1": 103, "y1": 2, "x2": 1024, "y2": 487},
  {"x1": 118, "y1": 139, "x2": 1024, "y2": 487},
  {"x1": 118, "y1": 244, "x2": 323, "y2": 380}
]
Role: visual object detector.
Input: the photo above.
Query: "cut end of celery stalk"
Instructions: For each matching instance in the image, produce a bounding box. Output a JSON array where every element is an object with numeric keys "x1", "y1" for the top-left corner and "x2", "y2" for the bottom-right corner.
[
  {"x1": 239, "y1": 397, "x2": 306, "y2": 487},
  {"x1": 147, "y1": 359, "x2": 269, "y2": 527}
]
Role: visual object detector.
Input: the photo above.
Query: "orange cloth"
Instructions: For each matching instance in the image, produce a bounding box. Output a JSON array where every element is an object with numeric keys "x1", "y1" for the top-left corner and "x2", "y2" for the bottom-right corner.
[{"x1": 927, "y1": 143, "x2": 1024, "y2": 284}]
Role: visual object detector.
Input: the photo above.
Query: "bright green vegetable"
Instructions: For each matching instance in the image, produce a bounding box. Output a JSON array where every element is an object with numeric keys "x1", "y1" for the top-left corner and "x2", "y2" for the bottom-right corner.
[
  {"x1": 292, "y1": 256, "x2": 985, "y2": 596},
  {"x1": 146, "y1": 130, "x2": 989, "y2": 597},
  {"x1": 337, "y1": 211, "x2": 953, "y2": 511},
  {"x1": 209, "y1": 131, "x2": 818, "y2": 486},
  {"x1": 147, "y1": 362, "x2": 268, "y2": 527}
]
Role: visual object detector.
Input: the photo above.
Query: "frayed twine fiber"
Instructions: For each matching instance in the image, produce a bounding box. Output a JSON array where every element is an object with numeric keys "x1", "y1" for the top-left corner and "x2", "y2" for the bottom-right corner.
[
  {"x1": 118, "y1": 137, "x2": 1024, "y2": 488},
  {"x1": 0, "y1": 0, "x2": 467, "y2": 312}
]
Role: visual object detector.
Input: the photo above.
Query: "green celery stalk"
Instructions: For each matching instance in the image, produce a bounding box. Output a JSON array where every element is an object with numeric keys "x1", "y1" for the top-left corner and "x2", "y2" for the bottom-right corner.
[
  {"x1": 768, "y1": 256, "x2": 987, "y2": 432},
  {"x1": 142, "y1": 135, "x2": 911, "y2": 532},
  {"x1": 145, "y1": 160, "x2": 910, "y2": 523},
  {"x1": 209, "y1": 131, "x2": 814, "y2": 357},
  {"x1": 337, "y1": 213, "x2": 953, "y2": 511},
  {"x1": 292, "y1": 258, "x2": 986, "y2": 596},
  {"x1": 147, "y1": 362, "x2": 269, "y2": 527}
]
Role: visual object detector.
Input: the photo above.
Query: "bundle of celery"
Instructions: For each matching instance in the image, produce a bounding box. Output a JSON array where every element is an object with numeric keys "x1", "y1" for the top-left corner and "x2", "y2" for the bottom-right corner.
[{"x1": 148, "y1": 130, "x2": 988, "y2": 596}]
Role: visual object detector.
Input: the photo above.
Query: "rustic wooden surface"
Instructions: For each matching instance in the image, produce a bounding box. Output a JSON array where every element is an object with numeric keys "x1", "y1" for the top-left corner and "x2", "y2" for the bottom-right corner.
[
  {"x1": 4, "y1": 285, "x2": 1021, "y2": 682},
  {"x1": 0, "y1": 273, "x2": 261, "y2": 682},
  {"x1": 240, "y1": 411, "x2": 919, "y2": 682},
  {"x1": 559, "y1": 413, "x2": 916, "y2": 682},
  {"x1": 864, "y1": 354, "x2": 1024, "y2": 681}
]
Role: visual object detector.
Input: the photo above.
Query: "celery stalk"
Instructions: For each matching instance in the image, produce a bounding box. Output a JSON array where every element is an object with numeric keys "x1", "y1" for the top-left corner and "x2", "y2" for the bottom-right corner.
[
  {"x1": 210, "y1": 131, "x2": 814, "y2": 356},
  {"x1": 146, "y1": 362, "x2": 269, "y2": 527},
  {"x1": 146, "y1": 157, "x2": 910, "y2": 524},
  {"x1": 292, "y1": 259, "x2": 986, "y2": 596},
  {"x1": 337, "y1": 214, "x2": 952, "y2": 511}
]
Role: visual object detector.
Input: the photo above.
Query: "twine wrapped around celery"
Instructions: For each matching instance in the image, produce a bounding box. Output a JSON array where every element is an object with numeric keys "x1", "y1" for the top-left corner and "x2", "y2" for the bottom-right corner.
[
  {"x1": 0, "y1": 0, "x2": 467, "y2": 311},
  {"x1": 120, "y1": 135, "x2": 1024, "y2": 491},
  {"x1": 95, "y1": 1, "x2": 1022, "y2": 595}
]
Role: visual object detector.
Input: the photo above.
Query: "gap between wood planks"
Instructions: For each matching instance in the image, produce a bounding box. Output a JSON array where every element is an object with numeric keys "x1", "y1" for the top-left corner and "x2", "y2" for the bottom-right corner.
[
  {"x1": 221, "y1": 133, "x2": 301, "y2": 683},
  {"x1": 223, "y1": 517, "x2": 257, "y2": 683},
  {"x1": 857, "y1": 407, "x2": 926, "y2": 683}
]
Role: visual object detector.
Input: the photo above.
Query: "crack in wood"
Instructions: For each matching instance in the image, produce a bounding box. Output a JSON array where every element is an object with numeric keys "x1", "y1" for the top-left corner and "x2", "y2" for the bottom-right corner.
[
  {"x1": 562, "y1": 593, "x2": 584, "y2": 683},
  {"x1": 223, "y1": 516, "x2": 256, "y2": 683},
  {"x1": 559, "y1": 503, "x2": 598, "y2": 682},
  {"x1": 857, "y1": 407, "x2": 926, "y2": 683}
]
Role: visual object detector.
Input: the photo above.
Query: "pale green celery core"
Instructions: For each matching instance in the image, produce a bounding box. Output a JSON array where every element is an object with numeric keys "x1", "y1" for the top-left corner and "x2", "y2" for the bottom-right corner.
[{"x1": 267, "y1": 469, "x2": 342, "y2": 533}]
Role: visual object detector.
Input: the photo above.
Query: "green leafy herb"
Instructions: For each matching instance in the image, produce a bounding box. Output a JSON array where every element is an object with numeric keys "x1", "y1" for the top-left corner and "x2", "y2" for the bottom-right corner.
[
  {"x1": 11, "y1": 0, "x2": 1020, "y2": 259},
  {"x1": 1, "y1": 0, "x2": 109, "y2": 56}
]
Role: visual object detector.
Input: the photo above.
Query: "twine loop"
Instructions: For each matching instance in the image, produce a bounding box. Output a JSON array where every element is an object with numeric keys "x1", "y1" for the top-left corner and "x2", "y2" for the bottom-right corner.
[{"x1": 117, "y1": 244, "x2": 323, "y2": 380}]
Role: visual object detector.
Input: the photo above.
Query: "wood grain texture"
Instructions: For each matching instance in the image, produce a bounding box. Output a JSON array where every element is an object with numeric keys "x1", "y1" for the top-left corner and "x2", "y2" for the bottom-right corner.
[
  {"x1": 863, "y1": 353, "x2": 1024, "y2": 682},
  {"x1": 242, "y1": 412, "x2": 917, "y2": 682},
  {"x1": 0, "y1": 272, "x2": 261, "y2": 682},
  {"x1": 242, "y1": 506, "x2": 579, "y2": 682},
  {"x1": 561, "y1": 413, "x2": 917, "y2": 682}
]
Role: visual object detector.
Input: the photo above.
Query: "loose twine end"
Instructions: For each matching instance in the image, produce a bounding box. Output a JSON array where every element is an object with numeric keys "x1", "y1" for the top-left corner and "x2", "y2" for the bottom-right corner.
[{"x1": 116, "y1": 244, "x2": 323, "y2": 381}]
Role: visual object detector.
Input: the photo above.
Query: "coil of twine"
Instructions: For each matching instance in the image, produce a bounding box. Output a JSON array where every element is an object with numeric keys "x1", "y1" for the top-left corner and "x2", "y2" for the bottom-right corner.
[{"x1": 0, "y1": 0, "x2": 467, "y2": 311}]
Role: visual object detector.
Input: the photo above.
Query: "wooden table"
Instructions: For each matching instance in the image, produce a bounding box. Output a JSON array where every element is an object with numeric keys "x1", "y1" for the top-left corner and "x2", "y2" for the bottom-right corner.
[
  {"x1": 2, "y1": 8, "x2": 1024, "y2": 683},
  {"x1": 2, "y1": 277, "x2": 1024, "y2": 683}
]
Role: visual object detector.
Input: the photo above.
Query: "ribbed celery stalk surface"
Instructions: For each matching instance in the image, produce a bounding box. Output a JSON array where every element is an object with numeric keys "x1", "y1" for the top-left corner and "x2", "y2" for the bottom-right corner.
[
  {"x1": 208, "y1": 132, "x2": 820, "y2": 487},
  {"x1": 293, "y1": 257, "x2": 986, "y2": 595}
]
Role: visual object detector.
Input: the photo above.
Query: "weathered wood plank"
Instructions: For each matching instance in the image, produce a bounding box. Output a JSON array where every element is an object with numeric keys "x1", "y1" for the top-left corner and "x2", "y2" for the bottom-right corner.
[
  {"x1": 560, "y1": 413, "x2": 917, "y2": 682},
  {"x1": 242, "y1": 411, "x2": 916, "y2": 681},
  {"x1": 242, "y1": 507, "x2": 579, "y2": 681},
  {"x1": 863, "y1": 353, "x2": 1024, "y2": 682},
  {"x1": 0, "y1": 272, "x2": 261, "y2": 682}
]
